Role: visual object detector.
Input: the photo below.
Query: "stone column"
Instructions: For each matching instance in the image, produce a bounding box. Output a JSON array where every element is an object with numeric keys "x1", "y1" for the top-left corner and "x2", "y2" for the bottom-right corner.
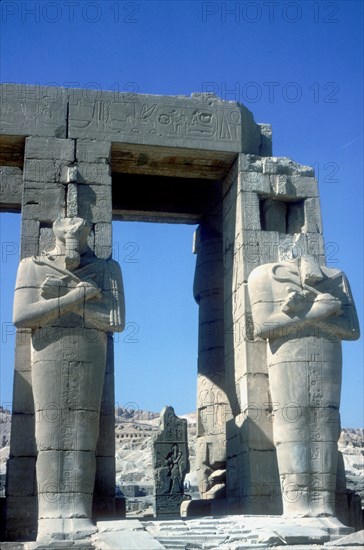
[
  {"x1": 75, "y1": 139, "x2": 118, "y2": 519},
  {"x1": 193, "y1": 215, "x2": 228, "y2": 500},
  {"x1": 5, "y1": 136, "x2": 120, "y2": 540},
  {"x1": 222, "y1": 154, "x2": 325, "y2": 513},
  {"x1": 6, "y1": 136, "x2": 74, "y2": 541},
  {"x1": 248, "y1": 259, "x2": 360, "y2": 517}
]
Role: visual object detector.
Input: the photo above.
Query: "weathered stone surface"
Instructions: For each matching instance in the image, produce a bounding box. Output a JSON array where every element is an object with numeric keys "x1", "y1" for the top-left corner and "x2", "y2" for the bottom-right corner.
[
  {"x1": 93, "y1": 529, "x2": 165, "y2": 549},
  {"x1": 76, "y1": 140, "x2": 111, "y2": 164},
  {"x1": 153, "y1": 406, "x2": 190, "y2": 516},
  {"x1": 0, "y1": 84, "x2": 68, "y2": 138},
  {"x1": 5, "y1": 496, "x2": 38, "y2": 541},
  {"x1": 326, "y1": 529, "x2": 364, "y2": 546},
  {"x1": 146, "y1": 515, "x2": 344, "y2": 549},
  {"x1": 2, "y1": 87, "x2": 360, "y2": 540},
  {"x1": 12, "y1": 213, "x2": 125, "y2": 541},
  {"x1": 76, "y1": 163, "x2": 111, "y2": 186},
  {"x1": 22, "y1": 180, "x2": 66, "y2": 222},
  {"x1": 248, "y1": 255, "x2": 360, "y2": 517},
  {"x1": 0, "y1": 166, "x2": 22, "y2": 209},
  {"x1": 24, "y1": 137, "x2": 75, "y2": 161},
  {"x1": 5, "y1": 456, "x2": 37, "y2": 498},
  {"x1": 92, "y1": 519, "x2": 165, "y2": 549},
  {"x1": 68, "y1": 89, "x2": 261, "y2": 153}
]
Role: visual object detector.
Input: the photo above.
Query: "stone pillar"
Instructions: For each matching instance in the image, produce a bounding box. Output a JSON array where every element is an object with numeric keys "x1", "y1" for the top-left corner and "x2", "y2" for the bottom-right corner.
[
  {"x1": 248, "y1": 258, "x2": 359, "y2": 517},
  {"x1": 6, "y1": 136, "x2": 74, "y2": 541},
  {"x1": 223, "y1": 154, "x2": 325, "y2": 513},
  {"x1": 75, "y1": 139, "x2": 118, "y2": 519},
  {"x1": 5, "y1": 136, "x2": 119, "y2": 540},
  {"x1": 193, "y1": 215, "x2": 228, "y2": 500}
]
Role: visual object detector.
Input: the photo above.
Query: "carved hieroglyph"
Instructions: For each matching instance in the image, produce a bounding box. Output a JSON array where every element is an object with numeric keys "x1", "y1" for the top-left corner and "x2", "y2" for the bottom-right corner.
[
  {"x1": 13, "y1": 216, "x2": 125, "y2": 541},
  {"x1": 248, "y1": 254, "x2": 359, "y2": 517},
  {"x1": 153, "y1": 406, "x2": 190, "y2": 516}
]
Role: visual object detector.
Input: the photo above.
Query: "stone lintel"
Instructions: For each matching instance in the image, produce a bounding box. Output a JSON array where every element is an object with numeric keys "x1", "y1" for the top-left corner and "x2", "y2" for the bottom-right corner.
[
  {"x1": 68, "y1": 88, "x2": 261, "y2": 153},
  {"x1": 0, "y1": 84, "x2": 68, "y2": 138},
  {"x1": 1, "y1": 84, "x2": 266, "y2": 154}
]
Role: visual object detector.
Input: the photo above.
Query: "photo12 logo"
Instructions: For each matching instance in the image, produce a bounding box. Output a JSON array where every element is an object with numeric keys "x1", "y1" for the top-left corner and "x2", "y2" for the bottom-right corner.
[
  {"x1": 1, "y1": 1, "x2": 140, "y2": 24},
  {"x1": 201, "y1": 2, "x2": 340, "y2": 24},
  {"x1": 201, "y1": 81, "x2": 339, "y2": 104}
]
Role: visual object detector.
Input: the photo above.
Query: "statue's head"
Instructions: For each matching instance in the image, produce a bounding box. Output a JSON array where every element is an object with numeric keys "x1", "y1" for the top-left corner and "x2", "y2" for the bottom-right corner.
[
  {"x1": 52, "y1": 217, "x2": 92, "y2": 270},
  {"x1": 53, "y1": 217, "x2": 91, "y2": 243}
]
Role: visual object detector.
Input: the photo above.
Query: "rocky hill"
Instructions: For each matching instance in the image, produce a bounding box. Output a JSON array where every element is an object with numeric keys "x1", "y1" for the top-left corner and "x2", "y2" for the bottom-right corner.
[{"x1": 1, "y1": 406, "x2": 363, "y2": 504}]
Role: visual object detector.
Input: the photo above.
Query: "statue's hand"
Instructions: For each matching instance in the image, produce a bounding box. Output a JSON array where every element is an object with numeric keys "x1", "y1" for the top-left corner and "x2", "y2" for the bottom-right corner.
[
  {"x1": 282, "y1": 289, "x2": 306, "y2": 314},
  {"x1": 308, "y1": 292, "x2": 342, "y2": 319},
  {"x1": 77, "y1": 278, "x2": 103, "y2": 301}
]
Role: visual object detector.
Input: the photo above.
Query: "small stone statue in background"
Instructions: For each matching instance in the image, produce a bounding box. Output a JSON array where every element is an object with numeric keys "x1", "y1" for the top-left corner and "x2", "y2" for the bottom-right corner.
[
  {"x1": 248, "y1": 252, "x2": 359, "y2": 518},
  {"x1": 13, "y1": 216, "x2": 125, "y2": 541},
  {"x1": 153, "y1": 406, "x2": 190, "y2": 516}
]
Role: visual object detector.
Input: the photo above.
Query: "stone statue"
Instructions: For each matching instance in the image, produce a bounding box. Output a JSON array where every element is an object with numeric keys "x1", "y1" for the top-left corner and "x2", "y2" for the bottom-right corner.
[
  {"x1": 13, "y1": 216, "x2": 125, "y2": 541},
  {"x1": 153, "y1": 406, "x2": 190, "y2": 515},
  {"x1": 248, "y1": 253, "x2": 359, "y2": 517}
]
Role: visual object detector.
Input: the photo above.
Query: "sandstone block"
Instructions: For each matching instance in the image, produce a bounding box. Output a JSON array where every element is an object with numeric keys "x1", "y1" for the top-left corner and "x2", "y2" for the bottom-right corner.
[
  {"x1": 76, "y1": 139, "x2": 111, "y2": 163},
  {"x1": 94, "y1": 222, "x2": 112, "y2": 259},
  {"x1": 239, "y1": 171, "x2": 270, "y2": 193},
  {"x1": 258, "y1": 123, "x2": 273, "y2": 156},
  {"x1": 0, "y1": 166, "x2": 22, "y2": 209},
  {"x1": 22, "y1": 185, "x2": 65, "y2": 223},
  {"x1": 20, "y1": 220, "x2": 39, "y2": 258},
  {"x1": 94, "y1": 456, "x2": 116, "y2": 497},
  {"x1": 11, "y1": 369, "x2": 34, "y2": 414},
  {"x1": 96, "y1": 415, "x2": 115, "y2": 456},
  {"x1": 6, "y1": 457, "x2": 37, "y2": 496},
  {"x1": 0, "y1": 84, "x2": 67, "y2": 138},
  {"x1": 5, "y1": 496, "x2": 37, "y2": 541},
  {"x1": 304, "y1": 197, "x2": 323, "y2": 233},
  {"x1": 36, "y1": 450, "x2": 95, "y2": 494},
  {"x1": 8, "y1": 414, "x2": 36, "y2": 457},
  {"x1": 23, "y1": 159, "x2": 64, "y2": 183},
  {"x1": 75, "y1": 162, "x2": 111, "y2": 186},
  {"x1": 25, "y1": 137, "x2": 75, "y2": 161},
  {"x1": 68, "y1": 89, "x2": 260, "y2": 153},
  {"x1": 277, "y1": 443, "x2": 338, "y2": 474},
  {"x1": 77, "y1": 184, "x2": 112, "y2": 223}
]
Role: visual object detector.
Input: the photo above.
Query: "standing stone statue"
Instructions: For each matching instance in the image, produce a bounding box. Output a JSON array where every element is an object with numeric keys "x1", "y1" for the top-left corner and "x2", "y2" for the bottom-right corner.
[
  {"x1": 13, "y1": 216, "x2": 125, "y2": 541},
  {"x1": 248, "y1": 252, "x2": 359, "y2": 517},
  {"x1": 153, "y1": 406, "x2": 190, "y2": 516}
]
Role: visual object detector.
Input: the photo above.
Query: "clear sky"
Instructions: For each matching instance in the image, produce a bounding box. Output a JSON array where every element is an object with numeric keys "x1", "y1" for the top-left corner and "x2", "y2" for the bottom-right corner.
[{"x1": 0, "y1": 1, "x2": 363, "y2": 427}]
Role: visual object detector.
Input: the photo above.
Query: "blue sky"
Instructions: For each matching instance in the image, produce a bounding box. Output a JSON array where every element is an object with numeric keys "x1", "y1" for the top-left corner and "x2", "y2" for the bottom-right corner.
[{"x1": 0, "y1": 0, "x2": 363, "y2": 426}]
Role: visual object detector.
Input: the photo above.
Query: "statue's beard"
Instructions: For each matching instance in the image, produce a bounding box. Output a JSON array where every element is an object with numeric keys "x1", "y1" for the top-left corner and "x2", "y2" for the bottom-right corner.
[{"x1": 65, "y1": 237, "x2": 80, "y2": 270}]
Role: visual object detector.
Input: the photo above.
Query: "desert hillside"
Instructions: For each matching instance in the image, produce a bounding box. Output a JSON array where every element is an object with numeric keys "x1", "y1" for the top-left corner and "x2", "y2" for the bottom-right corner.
[{"x1": 1, "y1": 406, "x2": 363, "y2": 503}]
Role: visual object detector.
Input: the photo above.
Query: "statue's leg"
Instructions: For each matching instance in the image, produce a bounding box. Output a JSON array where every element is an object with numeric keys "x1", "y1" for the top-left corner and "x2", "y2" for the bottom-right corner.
[
  {"x1": 32, "y1": 328, "x2": 107, "y2": 540},
  {"x1": 268, "y1": 338, "x2": 341, "y2": 517}
]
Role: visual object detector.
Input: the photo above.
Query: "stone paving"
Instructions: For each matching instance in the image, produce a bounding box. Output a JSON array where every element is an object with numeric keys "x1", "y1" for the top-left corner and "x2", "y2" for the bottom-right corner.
[
  {"x1": 141, "y1": 515, "x2": 359, "y2": 549},
  {"x1": 0, "y1": 518, "x2": 362, "y2": 549}
]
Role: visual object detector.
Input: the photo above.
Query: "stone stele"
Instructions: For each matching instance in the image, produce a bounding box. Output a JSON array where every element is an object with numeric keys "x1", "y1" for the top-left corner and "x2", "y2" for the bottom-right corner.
[{"x1": 153, "y1": 406, "x2": 190, "y2": 516}]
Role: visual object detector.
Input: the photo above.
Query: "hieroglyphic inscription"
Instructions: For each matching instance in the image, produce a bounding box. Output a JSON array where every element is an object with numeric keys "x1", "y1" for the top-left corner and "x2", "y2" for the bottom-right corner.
[
  {"x1": 68, "y1": 91, "x2": 242, "y2": 149},
  {"x1": 0, "y1": 84, "x2": 68, "y2": 137}
]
